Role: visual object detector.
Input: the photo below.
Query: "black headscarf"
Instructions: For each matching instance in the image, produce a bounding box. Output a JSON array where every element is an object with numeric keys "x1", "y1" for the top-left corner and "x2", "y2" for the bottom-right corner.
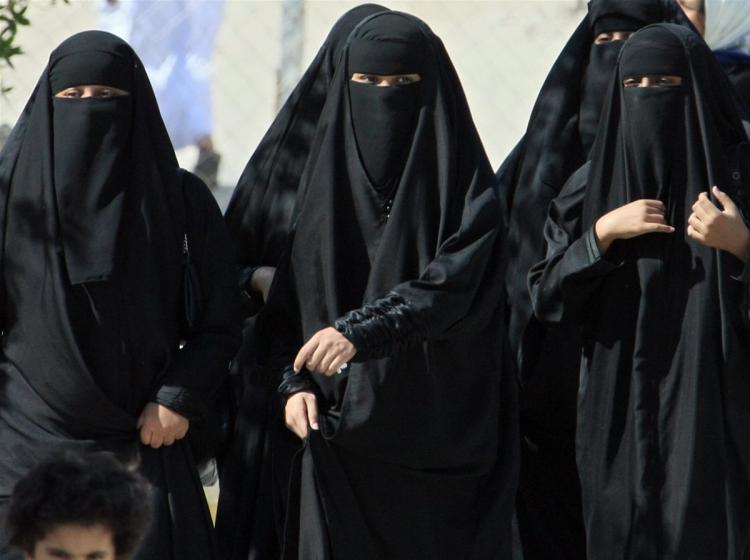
[
  {"x1": 0, "y1": 31, "x2": 239, "y2": 559},
  {"x1": 224, "y1": 4, "x2": 388, "y2": 270},
  {"x1": 265, "y1": 12, "x2": 516, "y2": 559},
  {"x1": 529, "y1": 24, "x2": 750, "y2": 557}
]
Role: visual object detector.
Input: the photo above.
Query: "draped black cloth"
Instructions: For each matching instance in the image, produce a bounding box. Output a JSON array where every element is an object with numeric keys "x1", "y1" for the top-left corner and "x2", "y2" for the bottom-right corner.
[
  {"x1": 262, "y1": 11, "x2": 516, "y2": 559},
  {"x1": 494, "y1": 3, "x2": 692, "y2": 557},
  {"x1": 215, "y1": 6, "x2": 389, "y2": 560},
  {"x1": 0, "y1": 31, "x2": 240, "y2": 559},
  {"x1": 529, "y1": 23, "x2": 750, "y2": 559}
]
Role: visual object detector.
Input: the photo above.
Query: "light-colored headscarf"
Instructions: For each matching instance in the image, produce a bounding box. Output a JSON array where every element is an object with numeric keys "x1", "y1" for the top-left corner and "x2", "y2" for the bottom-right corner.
[{"x1": 704, "y1": 0, "x2": 750, "y2": 54}]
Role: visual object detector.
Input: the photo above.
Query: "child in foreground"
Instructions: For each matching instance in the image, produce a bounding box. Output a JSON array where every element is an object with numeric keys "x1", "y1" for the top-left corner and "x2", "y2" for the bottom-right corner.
[{"x1": 5, "y1": 452, "x2": 151, "y2": 560}]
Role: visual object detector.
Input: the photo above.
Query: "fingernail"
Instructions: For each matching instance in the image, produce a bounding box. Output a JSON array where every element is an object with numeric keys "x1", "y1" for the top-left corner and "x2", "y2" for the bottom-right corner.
[
  {"x1": 311, "y1": 422, "x2": 320, "y2": 430},
  {"x1": 712, "y1": 186, "x2": 719, "y2": 193}
]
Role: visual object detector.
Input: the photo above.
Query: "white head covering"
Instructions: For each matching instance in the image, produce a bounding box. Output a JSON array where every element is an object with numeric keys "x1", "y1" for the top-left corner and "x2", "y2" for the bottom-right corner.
[{"x1": 704, "y1": 0, "x2": 750, "y2": 54}]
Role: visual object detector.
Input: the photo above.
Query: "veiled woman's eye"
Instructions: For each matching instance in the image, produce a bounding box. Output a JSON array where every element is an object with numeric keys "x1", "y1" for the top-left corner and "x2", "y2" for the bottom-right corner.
[
  {"x1": 623, "y1": 79, "x2": 639, "y2": 88},
  {"x1": 396, "y1": 76, "x2": 413, "y2": 85}
]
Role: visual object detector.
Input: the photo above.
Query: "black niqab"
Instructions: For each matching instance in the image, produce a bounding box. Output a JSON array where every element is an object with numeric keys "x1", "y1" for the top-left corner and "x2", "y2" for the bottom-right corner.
[
  {"x1": 529, "y1": 24, "x2": 750, "y2": 558},
  {"x1": 263, "y1": 11, "x2": 516, "y2": 560},
  {"x1": 348, "y1": 28, "x2": 423, "y2": 188}
]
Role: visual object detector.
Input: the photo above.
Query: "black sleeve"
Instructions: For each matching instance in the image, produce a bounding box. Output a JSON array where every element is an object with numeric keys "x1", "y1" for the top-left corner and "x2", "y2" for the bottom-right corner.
[
  {"x1": 155, "y1": 173, "x2": 242, "y2": 419},
  {"x1": 528, "y1": 169, "x2": 621, "y2": 326}
]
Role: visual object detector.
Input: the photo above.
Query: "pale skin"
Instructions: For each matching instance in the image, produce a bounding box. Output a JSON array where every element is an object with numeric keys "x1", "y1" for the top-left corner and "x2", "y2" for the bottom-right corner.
[
  {"x1": 54, "y1": 85, "x2": 128, "y2": 98},
  {"x1": 28, "y1": 523, "x2": 115, "y2": 560},
  {"x1": 350, "y1": 73, "x2": 421, "y2": 87},
  {"x1": 594, "y1": 30, "x2": 635, "y2": 45},
  {"x1": 677, "y1": 0, "x2": 706, "y2": 35}
]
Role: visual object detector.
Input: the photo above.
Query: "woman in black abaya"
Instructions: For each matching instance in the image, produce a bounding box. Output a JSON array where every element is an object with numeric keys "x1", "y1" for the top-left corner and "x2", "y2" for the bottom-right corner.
[
  {"x1": 495, "y1": 2, "x2": 692, "y2": 557},
  {"x1": 216, "y1": 6, "x2": 388, "y2": 559},
  {"x1": 0, "y1": 31, "x2": 240, "y2": 560},
  {"x1": 263, "y1": 11, "x2": 517, "y2": 559},
  {"x1": 529, "y1": 23, "x2": 750, "y2": 559}
]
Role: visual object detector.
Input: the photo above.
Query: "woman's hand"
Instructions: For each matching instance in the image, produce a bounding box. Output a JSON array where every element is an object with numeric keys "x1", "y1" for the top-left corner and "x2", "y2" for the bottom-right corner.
[
  {"x1": 285, "y1": 391, "x2": 319, "y2": 439},
  {"x1": 293, "y1": 327, "x2": 357, "y2": 376},
  {"x1": 137, "y1": 403, "x2": 189, "y2": 448},
  {"x1": 594, "y1": 199, "x2": 674, "y2": 254},
  {"x1": 250, "y1": 266, "x2": 276, "y2": 302},
  {"x1": 687, "y1": 187, "x2": 750, "y2": 262}
]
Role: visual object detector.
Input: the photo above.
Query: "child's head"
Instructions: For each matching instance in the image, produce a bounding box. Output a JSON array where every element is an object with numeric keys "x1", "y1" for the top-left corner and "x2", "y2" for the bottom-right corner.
[{"x1": 6, "y1": 451, "x2": 152, "y2": 560}]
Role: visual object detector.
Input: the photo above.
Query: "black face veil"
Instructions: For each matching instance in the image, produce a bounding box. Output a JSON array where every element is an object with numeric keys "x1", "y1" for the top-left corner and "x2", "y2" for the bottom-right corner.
[
  {"x1": 50, "y1": 48, "x2": 135, "y2": 284},
  {"x1": 347, "y1": 18, "x2": 423, "y2": 187}
]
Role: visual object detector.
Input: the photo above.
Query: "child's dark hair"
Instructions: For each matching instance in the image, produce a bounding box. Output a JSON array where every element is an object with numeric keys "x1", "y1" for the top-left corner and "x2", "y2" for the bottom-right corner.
[{"x1": 6, "y1": 451, "x2": 152, "y2": 559}]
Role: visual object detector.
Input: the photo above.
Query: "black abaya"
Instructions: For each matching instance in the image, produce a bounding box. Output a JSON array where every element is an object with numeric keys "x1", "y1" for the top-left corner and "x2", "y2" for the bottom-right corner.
[
  {"x1": 264, "y1": 11, "x2": 516, "y2": 560},
  {"x1": 216, "y1": 6, "x2": 389, "y2": 560},
  {"x1": 529, "y1": 24, "x2": 750, "y2": 559},
  {"x1": 0, "y1": 31, "x2": 241, "y2": 560},
  {"x1": 495, "y1": 3, "x2": 693, "y2": 557}
]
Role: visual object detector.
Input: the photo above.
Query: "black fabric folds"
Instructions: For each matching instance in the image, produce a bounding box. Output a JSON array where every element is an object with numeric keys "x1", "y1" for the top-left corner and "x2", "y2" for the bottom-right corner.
[
  {"x1": 52, "y1": 96, "x2": 132, "y2": 284},
  {"x1": 494, "y1": 3, "x2": 692, "y2": 558},
  {"x1": 224, "y1": 3, "x2": 389, "y2": 272},
  {"x1": 529, "y1": 23, "x2": 750, "y2": 559},
  {"x1": 216, "y1": 6, "x2": 389, "y2": 560},
  {"x1": 262, "y1": 11, "x2": 516, "y2": 560},
  {"x1": 0, "y1": 31, "x2": 241, "y2": 560}
]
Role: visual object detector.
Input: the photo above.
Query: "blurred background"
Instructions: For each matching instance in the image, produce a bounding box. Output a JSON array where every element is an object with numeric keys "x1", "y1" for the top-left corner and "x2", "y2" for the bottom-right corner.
[{"x1": 1, "y1": 0, "x2": 585, "y2": 209}]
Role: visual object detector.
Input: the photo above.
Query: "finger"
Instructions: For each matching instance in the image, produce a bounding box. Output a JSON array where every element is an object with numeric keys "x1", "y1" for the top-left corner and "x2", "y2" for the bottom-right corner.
[
  {"x1": 644, "y1": 223, "x2": 674, "y2": 234},
  {"x1": 176, "y1": 427, "x2": 188, "y2": 440},
  {"x1": 696, "y1": 193, "x2": 720, "y2": 217},
  {"x1": 305, "y1": 394, "x2": 320, "y2": 431},
  {"x1": 643, "y1": 213, "x2": 667, "y2": 224},
  {"x1": 639, "y1": 199, "x2": 665, "y2": 208},
  {"x1": 306, "y1": 342, "x2": 329, "y2": 373},
  {"x1": 163, "y1": 436, "x2": 176, "y2": 447},
  {"x1": 294, "y1": 339, "x2": 318, "y2": 372},
  {"x1": 326, "y1": 355, "x2": 348, "y2": 376},
  {"x1": 688, "y1": 213, "x2": 706, "y2": 233},
  {"x1": 150, "y1": 432, "x2": 164, "y2": 449},
  {"x1": 318, "y1": 350, "x2": 340, "y2": 376},
  {"x1": 687, "y1": 224, "x2": 706, "y2": 242},
  {"x1": 140, "y1": 427, "x2": 152, "y2": 446},
  {"x1": 293, "y1": 411, "x2": 309, "y2": 439},
  {"x1": 713, "y1": 186, "x2": 737, "y2": 213}
]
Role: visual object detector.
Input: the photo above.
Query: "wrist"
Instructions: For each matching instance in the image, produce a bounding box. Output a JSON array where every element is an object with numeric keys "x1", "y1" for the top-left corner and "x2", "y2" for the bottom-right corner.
[
  {"x1": 729, "y1": 228, "x2": 750, "y2": 262},
  {"x1": 594, "y1": 216, "x2": 613, "y2": 255}
]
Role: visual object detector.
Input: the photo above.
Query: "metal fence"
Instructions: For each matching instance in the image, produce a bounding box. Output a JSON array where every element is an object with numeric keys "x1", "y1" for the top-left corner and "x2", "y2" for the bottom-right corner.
[{"x1": 1, "y1": 0, "x2": 586, "y2": 205}]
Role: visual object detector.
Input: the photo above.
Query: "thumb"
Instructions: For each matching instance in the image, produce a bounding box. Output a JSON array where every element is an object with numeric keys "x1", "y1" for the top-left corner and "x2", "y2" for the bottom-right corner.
[
  {"x1": 304, "y1": 394, "x2": 320, "y2": 431},
  {"x1": 713, "y1": 186, "x2": 738, "y2": 214}
]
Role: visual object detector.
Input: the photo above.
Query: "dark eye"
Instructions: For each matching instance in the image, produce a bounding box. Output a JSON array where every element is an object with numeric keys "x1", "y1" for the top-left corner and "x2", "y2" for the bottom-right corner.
[
  {"x1": 97, "y1": 89, "x2": 113, "y2": 98},
  {"x1": 396, "y1": 76, "x2": 413, "y2": 85},
  {"x1": 623, "y1": 78, "x2": 639, "y2": 88},
  {"x1": 594, "y1": 33, "x2": 612, "y2": 45},
  {"x1": 63, "y1": 89, "x2": 81, "y2": 98}
]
